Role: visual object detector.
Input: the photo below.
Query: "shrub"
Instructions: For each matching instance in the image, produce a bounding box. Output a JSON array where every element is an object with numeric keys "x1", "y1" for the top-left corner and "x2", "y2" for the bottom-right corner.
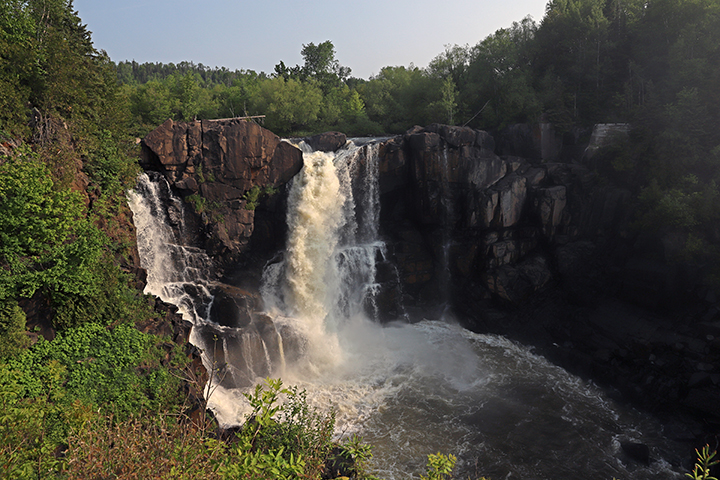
[
  {"x1": 218, "y1": 378, "x2": 334, "y2": 479},
  {"x1": 0, "y1": 299, "x2": 29, "y2": 358},
  {"x1": 7, "y1": 322, "x2": 181, "y2": 418}
]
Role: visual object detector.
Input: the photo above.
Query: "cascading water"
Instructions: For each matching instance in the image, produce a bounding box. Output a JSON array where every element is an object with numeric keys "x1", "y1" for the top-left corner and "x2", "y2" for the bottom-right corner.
[
  {"x1": 129, "y1": 142, "x2": 686, "y2": 480},
  {"x1": 128, "y1": 172, "x2": 214, "y2": 323}
]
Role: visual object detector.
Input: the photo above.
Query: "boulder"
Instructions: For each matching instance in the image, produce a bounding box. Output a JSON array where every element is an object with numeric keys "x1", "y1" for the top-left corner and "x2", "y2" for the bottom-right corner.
[{"x1": 306, "y1": 131, "x2": 347, "y2": 152}]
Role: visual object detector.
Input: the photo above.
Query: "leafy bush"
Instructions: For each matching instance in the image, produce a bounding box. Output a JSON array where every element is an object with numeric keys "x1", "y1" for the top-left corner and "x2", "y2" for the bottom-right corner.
[
  {"x1": 0, "y1": 149, "x2": 104, "y2": 302},
  {"x1": 421, "y1": 452, "x2": 457, "y2": 480},
  {"x1": 0, "y1": 359, "x2": 94, "y2": 478},
  {"x1": 7, "y1": 322, "x2": 180, "y2": 418},
  {"x1": 84, "y1": 129, "x2": 140, "y2": 196},
  {"x1": 186, "y1": 193, "x2": 208, "y2": 214},
  {"x1": 218, "y1": 378, "x2": 334, "y2": 479},
  {"x1": 0, "y1": 299, "x2": 29, "y2": 358}
]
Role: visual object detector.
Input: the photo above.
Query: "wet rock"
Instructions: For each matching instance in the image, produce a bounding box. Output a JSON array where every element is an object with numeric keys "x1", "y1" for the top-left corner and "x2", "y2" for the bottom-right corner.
[
  {"x1": 208, "y1": 284, "x2": 259, "y2": 328},
  {"x1": 141, "y1": 118, "x2": 303, "y2": 269},
  {"x1": 620, "y1": 442, "x2": 650, "y2": 466}
]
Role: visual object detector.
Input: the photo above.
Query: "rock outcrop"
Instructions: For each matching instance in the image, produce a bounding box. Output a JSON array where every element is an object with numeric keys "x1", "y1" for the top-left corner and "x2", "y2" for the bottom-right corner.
[
  {"x1": 376, "y1": 123, "x2": 631, "y2": 307},
  {"x1": 374, "y1": 123, "x2": 720, "y2": 440},
  {"x1": 136, "y1": 119, "x2": 719, "y2": 444},
  {"x1": 141, "y1": 118, "x2": 303, "y2": 269},
  {"x1": 305, "y1": 131, "x2": 347, "y2": 152}
]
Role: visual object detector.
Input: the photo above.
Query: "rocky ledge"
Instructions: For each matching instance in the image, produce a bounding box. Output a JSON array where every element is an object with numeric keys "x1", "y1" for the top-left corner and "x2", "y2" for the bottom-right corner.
[{"x1": 140, "y1": 118, "x2": 303, "y2": 270}]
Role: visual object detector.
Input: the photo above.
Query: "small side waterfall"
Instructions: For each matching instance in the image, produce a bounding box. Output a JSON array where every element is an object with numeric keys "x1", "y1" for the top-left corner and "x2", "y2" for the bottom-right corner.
[
  {"x1": 128, "y1": 172, "x2": 214, "y2": 323},
  {"x1": 128, "y1": 172, "x2": 284, "y2": 388}
]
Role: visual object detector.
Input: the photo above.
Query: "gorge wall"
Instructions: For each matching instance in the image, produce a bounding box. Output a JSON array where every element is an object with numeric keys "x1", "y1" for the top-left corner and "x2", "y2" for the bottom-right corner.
[{"x1": 139, "y1": 119, "x2": 720, "y2": 443}]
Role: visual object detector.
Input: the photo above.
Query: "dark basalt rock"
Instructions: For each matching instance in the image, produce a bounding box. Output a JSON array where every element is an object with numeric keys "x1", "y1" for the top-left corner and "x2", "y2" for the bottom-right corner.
[
  {"x1": 305, "y1": 131, "x2": 347, "y2": 152},
  {"x1": 620, "y1": 442, "x2": 651, "y2": 466},
  {"x1": 140, "y1": 118, "x2": 303, "y2": 270}
]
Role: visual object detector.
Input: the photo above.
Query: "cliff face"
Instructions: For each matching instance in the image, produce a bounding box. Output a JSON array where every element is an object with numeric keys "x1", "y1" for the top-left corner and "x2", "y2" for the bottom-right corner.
[
  {"x1": 375, "y1": 123, "x2": 720, "y2": 434},
  {"x1": 140, "y1": 118, "x2": 303, "y2": 270},
  {"x1": 377, "y1": 123, "x2": 633, "y2": 306}
]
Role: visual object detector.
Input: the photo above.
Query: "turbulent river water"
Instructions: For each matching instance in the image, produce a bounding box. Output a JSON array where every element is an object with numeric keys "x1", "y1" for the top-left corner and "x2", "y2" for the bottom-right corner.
[{"x1": 128, "y1": 140, "x2": 686, "y2": 479}]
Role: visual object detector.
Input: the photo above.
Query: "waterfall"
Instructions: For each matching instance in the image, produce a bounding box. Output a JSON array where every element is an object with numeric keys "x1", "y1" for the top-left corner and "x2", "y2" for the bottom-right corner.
[
  {"x1": 260, "y1": 141, "x2": 386, "y2": 372},
  {"x1": 127, "y1": 172, "x2": 214, "y2": 323},
  {"x1": 128, "y1": 141, "x2": 685, "y2": 480}
]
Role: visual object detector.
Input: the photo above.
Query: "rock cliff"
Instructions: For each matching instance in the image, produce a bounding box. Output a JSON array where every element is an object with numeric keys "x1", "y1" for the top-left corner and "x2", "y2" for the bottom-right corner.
[
  {"x1": 374, "y1": 123, "x2": 720, "y2": 442},
  {"x1": 140, "y1": 118, "x2": 303, "y2": 270}
]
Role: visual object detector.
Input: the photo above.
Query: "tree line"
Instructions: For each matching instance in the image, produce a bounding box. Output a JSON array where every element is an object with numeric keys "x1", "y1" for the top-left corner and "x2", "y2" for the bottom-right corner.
[{"x1": 115, "y1": 0, "x2": 720, "y2": 280}]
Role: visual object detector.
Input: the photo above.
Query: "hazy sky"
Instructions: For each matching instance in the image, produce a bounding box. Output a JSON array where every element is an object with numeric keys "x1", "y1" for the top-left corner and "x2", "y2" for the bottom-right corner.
[{"x1": 72, "y1": 0, "x2": 549, "y2": 80}]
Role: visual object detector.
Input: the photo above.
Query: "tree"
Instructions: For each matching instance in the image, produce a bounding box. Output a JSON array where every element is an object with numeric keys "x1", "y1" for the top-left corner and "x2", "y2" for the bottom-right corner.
[
  {"x1": 273, "y1": 41, "x2": 351, "y2": 93},
  {"x1": 359, "y1": 65, "x2": 438, "y2": 132},
  {"x1": 426, "y1": 44, "x2": 470, "y2": 89},
  {"x1": 465, "y1": 16, "x2": 540, "y2": 128},
  {"x1": 0, "y1": 149, "x2": 104, "y2": 302},
  {"x1": 535, "y1": 0, "x2": 611, "y2": 121},
  {"x1": 249, "y1": 77, "x2": 323, "y2": 134},
  {"x1": 301, "y1": 40, "x2": 351, "y2": 85}
]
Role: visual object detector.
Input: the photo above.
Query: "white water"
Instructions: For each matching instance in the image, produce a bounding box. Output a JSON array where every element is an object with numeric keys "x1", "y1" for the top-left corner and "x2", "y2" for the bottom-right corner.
[
  {"x1": 127, "y1": 173, "x2": 214, "y2": 323},
  {"x1": 129, "y1": 143, "x2": 685, "y2": 480}
]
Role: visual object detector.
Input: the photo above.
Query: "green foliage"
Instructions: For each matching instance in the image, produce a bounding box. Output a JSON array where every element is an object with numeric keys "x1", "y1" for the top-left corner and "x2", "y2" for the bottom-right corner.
[
  {"x1": 0, "y1": 299, "x2": 29, "y2": 359},
  {"x1": 338, "y1": 435, "x2": 378, "y2": 480},
  {"x1": 215, "y1": 378, "x2": 335, "y2": 479},
  {"x1": 243, "y1": 185, "x2": 277, "y2": 211},
  {"x1": 84, "y1": 129, "x2": 140, "y2": 196},
  {"x1": 0, "y1": 320, "x2": 186, "y2": 477},
  {"x1": 186, "y1": 193, "x2": 208, "y2": 214},
  {"x1": 686, "y1": 445, "x2": 719, "y2": 480},
  {"x1": 7, "y1": 322, "x2": 180, "y2": 417},
  {"x1": 0, "y1": 360, "x2": 93, "y2": 478},
  {"x1": 359, "y1": 65, "x2": 439, "y2": 133},
  {"x1": 253, "y1": 76, "x2": 324, "y2": 134},
  {"x1": 421, "y1": 452, "x2": 457, "y2": 480},
  {"x1": 0, "y1": 148, "x2": 105, "y2": 302},
  {"x1": 466, "y1": 17, "x2": 540, "y2": 129}
]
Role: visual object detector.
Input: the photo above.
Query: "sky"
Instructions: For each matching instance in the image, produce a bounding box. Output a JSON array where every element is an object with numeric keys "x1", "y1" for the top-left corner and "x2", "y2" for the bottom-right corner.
[{"x1": 72, "y1": 0, "x2": 549, "y2": 80}]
